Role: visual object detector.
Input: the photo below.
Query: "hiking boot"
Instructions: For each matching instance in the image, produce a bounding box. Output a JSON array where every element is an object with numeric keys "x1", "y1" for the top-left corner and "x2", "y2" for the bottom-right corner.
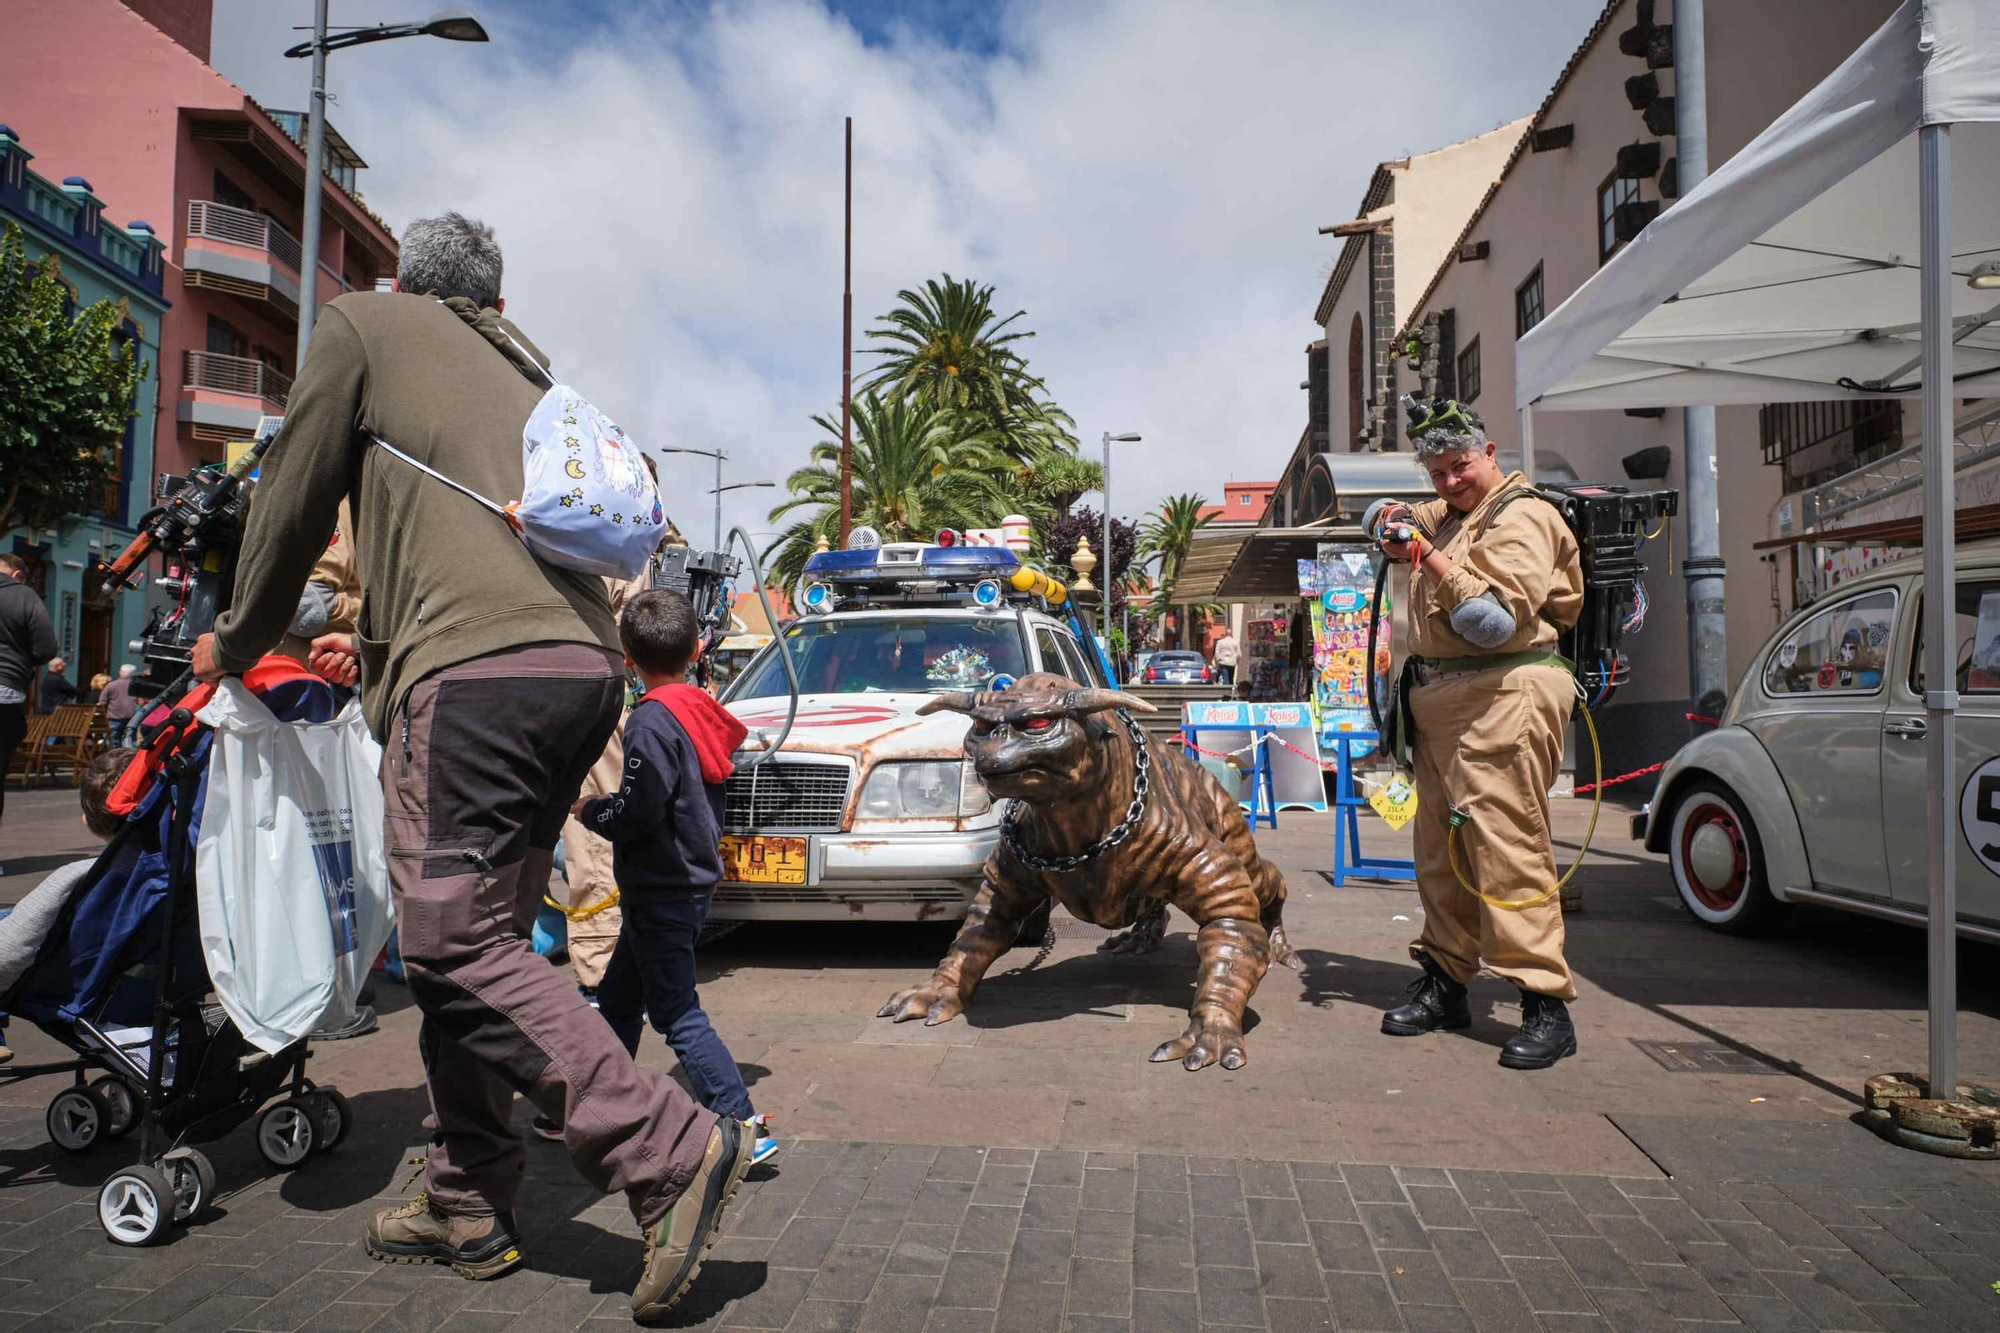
[
  {"x1": 632, "y1": 1118, "x2": 755, "y2": 1321},
  {"x1": 1380, "y1": 956, "x2": 1470, "y2": 1036},
  {"x1": 364, "y1": 1192, "x2": 525, "y2": 1279},
  {"x1": 1499, "y1": 992, "x2": 1577, "y2": 1070}
]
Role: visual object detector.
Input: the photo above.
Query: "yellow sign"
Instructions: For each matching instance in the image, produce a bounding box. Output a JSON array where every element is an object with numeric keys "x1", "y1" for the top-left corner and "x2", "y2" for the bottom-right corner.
[{"x1": 1369, "y1": 774, "x2": 1419, "y2": 831}]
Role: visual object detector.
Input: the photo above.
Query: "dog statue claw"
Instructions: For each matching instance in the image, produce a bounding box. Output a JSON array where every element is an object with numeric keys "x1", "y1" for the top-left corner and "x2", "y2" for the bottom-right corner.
[{"x1": 875, "y1": 674, "x2": 1295, "y2": 1069}]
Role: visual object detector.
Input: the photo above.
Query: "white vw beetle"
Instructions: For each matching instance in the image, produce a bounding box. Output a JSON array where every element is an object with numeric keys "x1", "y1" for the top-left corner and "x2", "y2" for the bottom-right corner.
[{"x1": 1638, "y1": 541, "x2": 2000, "y2": 942}]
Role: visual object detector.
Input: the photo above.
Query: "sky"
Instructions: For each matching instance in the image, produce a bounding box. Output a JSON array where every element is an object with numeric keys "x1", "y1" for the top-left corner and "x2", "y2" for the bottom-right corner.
[{"x1": 208, "y1": 0, "x2": 1606, "y2": 550}]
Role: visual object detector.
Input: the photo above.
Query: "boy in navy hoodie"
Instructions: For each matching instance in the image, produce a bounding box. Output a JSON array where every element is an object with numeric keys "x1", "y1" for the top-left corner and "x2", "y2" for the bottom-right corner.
[{"x1": 553, "y1": 590, "x2": 776, "y2": 1165}]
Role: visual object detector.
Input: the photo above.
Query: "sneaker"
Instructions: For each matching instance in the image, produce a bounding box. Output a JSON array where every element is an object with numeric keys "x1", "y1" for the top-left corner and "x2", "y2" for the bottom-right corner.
[
  {"x1": 747, "y1": 1114, "x2": 779, "y2": 1167},
  {"x1": 0, "y1": 1046, "x2": 11, "y2": 1066},
  {"x1": 363, "y1": 1192, "x2": 526, "y2": 1280},
  {"x1": 578, "y1": 985, "x2": 599, "y2": 1010},
  {"x1": 311, "y1": 1005, "x2": 379, "y2": 1041},
  {"x1": 631, "y1": 1118, "x2": 755, "y2": 1321},
  {"x1": 531, "y1": 1115, "x2": 564, "y2": 1143}
]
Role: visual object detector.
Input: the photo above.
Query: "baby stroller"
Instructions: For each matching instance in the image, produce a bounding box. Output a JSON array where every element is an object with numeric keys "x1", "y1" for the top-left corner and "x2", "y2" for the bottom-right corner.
[{"x1": 0, "y1": 659, "x2": 352, "y2": 1246}]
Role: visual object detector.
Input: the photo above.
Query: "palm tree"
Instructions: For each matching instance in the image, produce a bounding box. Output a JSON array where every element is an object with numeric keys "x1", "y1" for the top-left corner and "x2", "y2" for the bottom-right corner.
[
  {"x1": 764, "y1": 392, "x2": 1024, "y2": 588},
  {"x1": 863, "y1": 274, "x2": 1077, "y2": 461},
  {"x1": 1016, "y1": 449, "x2": 1104, "y2": 518},
  {"x1": 1139, "y1": 494, "x2": 1216, "y2": 649}
]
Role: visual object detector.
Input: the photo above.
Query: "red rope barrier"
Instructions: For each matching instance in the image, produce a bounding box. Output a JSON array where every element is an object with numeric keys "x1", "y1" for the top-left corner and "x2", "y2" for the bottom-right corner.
[{"x1": 1572, "y1": 761, "x2": 1665, "y2": 795}]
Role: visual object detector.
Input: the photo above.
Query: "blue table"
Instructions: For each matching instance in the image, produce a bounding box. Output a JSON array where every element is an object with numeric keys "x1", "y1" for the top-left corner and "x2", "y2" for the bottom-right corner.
[{"x1": 1328, "y1": 730, "x2": 1417, "y2": 886}]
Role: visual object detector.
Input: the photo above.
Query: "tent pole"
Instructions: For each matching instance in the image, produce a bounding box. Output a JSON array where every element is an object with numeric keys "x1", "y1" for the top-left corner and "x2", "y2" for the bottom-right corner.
[
  {"x1": 1518, "y1": 405, "x2": 1537, "y2": 482},
  {"x1": 1675, "y1": 0, "x2": 1727, "y2": 722},
  {"x1": 1918, "y1": 121, "x2": 1957, "y2": 1102}
]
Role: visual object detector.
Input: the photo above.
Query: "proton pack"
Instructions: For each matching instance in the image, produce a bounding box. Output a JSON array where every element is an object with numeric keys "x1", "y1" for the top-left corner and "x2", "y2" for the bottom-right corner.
[
  {"x1": 100, "y1": 430, "x2": 278, "y2": 701},
  {"x1": 1397, "y1": 396, "x2": 1678, "y2": 704}
]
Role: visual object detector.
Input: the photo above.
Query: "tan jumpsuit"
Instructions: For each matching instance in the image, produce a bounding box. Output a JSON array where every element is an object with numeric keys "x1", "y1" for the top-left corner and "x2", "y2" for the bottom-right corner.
[
  {"x1": 1405, "y1": 472, "x2": 1584, "y2": 1000},
  {"x1": 558, "y1": 570, "x2": 651, "y2": 985}
]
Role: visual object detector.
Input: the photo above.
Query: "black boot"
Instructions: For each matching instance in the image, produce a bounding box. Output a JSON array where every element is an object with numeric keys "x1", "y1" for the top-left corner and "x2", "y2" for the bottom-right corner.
[
  {"x1": 1381, "y1": 956, "x2": 1470, "y2": 1036},
  {"x1": 1499, "y1": 992, "x2": 1577, "y2": 1069}
]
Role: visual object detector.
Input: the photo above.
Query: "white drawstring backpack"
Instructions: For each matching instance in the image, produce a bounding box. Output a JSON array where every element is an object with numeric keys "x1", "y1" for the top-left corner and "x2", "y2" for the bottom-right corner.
[{"x1": 371, "y1": 320, "x2": 666, "y2": 581}]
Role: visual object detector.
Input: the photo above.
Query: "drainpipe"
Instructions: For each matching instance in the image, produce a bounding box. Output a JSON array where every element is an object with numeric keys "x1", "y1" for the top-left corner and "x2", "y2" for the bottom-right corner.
[{"x1": 1675, "y1": 0, "x2": 1727, "y2": 720}]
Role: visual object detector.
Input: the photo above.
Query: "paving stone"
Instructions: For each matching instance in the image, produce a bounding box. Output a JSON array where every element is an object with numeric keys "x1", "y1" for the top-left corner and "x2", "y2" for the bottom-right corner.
[
  {"x1": 769, "y1": 1217, "x2": 847, "y2": 1270},
  {"x1": 1083, "y1": 1154, "x2": 1134, "y2": 1173},
  {"x1": 1340, "y1": 1166, "x2": 1405, "y2": 1205},
  {"x1": 720, "y1": 1267, "x2": 816, "y2": 1329},
  {"x1": 1758, "y1": 1269, "x2": 1885, "y2": 1332},
  {"x1": 1193, "y1": 1216, "x2": 1255, "y2": 1270},
  {"x1": 1588, "y1": 1214, "x2": 1677, "y2": 1267},
  {"x1": 799, "y1": 1177, "x2": 871, "y2": 1220},
  {"x1": 1194, "y1": 1265, "x2": 1263, "y2": 1328},
  {"x1": 854, "y1": 1274, "x2": 939, "y2": 1333},
  {"x1": 803, "y1": 1243, "x2": 889, "y2": 1304},
  {"x1": 1574, "y1": 1286, "x2": 1677, "y2": 1333},
  {"x1": 971, "y1": 1166, "x2": 1033, "y2": 1209},
  {"x1": 1742, "y1": 1198, "x2": 1843, "y2": 1250},
  {"x1": 911, "y1": 1181, "x2": 977, "y2": 1228},
  {"x1": 932, "y1": 1149, "x2": 991, "y2": 1183},
  {"x1": 1287, "y1": 1163, "x2": 1341, "y2": 1183},
  {"x1": 1019, "y1": 1186, "x2": 1079, "y2": 1234},
  {"x1": 1078, "y1": 1173, "x2": 1135, "y2": 1216},
  {"x1": 1709, "y1": 1220, "x2": 1816, "y2": 1273},
  {"x1": 1357, "y1": 1202, "x2": 1429, "y2": 1253},
  {"x1": 1134, "y1": 1157, "x2": 1188, "y2": 1193},
  {"x1": 1531, "y1": 1316, "x2": 1606, "y2": 1333},
  {"x1": 1857, "y1": 1300, "x2": 1949, "y2": 1333},
  {"x1": 1030, "y1": 1153, "x2": 1085, "y2": 1190},
  {"x1": 1476, "y1": 1209, "x2": 1558, "y2": 1260},
  {"x1": 1252, "y1": 1243, "x2": 1322, "y2": 1301},
  {"x1": 1798, "y1": 1247, "x2": 1918, "y2": 1307},
  {"x1": 1548, "y1": 1233, "x2": 1641, "y2": 1291},
  {"x1": 784, "y1": 1299, "x2": 864, "y2": 1333},
  {"x1": 1432, "y1": 1228, "x2": 1511, "y2": 1282},
  {"x1": 1064, "y1": 1257, "x2": 1130, "y2": 1318},
  {"x1": 1504, "y1": 1256, "x2": 1592, "y2": 1314},
  {"x1": 886, "y1": 1225, "x2": 956, "y2": 1276},
  {"x1": 923, "y1": 1310, "x2": 995, "y2": 1333},
  {"x1": 1448, "y1": 1278, "x2": 1540, "y2": 1333},
  {"x1": 1321, "y1": 1270, "x2": 1400, "y2": 1332},
  {"x1": 991, "y1": 1280, "x2": 1063, "y2": 1333},
  {"x1": 1400, "y1": 1308, "x2": 1478, "y2": 1332},
  {"x1": 1058, "y1": 1317, "x2": 1126, "y2": 1333},
  {"x1": 1887, "y1": 1274, "x2": 2000, "y2": 1333},
  {"x1": 1072, "y1": 1210, "x2": 1135, "y2": 1261},
  {"x1": 1189, "y1": 1175, "x2": 1244, "y2": 1219},
  {"x1": 843, "y1": 1198, "x2": 917, "y2": 1247},
  {"x1": 1131, "y1": 1235, "x2": 1195, "y2": 1292},
  {"x1": 1719, "y1": 1292, "x2": 1820, "y2": 1332},
  {"x1": 1447, "y1": 1173, "x2": 1515, "y2": 1213},
  {"x1": 1129, "y1": 1288, "x2": 1198, "y2": 1333},
  {"x1": 1671, "y1": 1183, "x2": 1758, "y2": 1225},
  {"x1": 955, "y1": 1207, "x2": 1023, "y2": 1256},
  {"x1": 1133, "y1": 1191, "x2": 1190, "y2": 1240},
  {"x1": 1825, "y1": 1225, "x2": 1945, "y2": 1280},
  {"x1": 1306, "y1": 1221, "x2": 1378, "y2": 1276},
  {"x1": 1240, "y1": 1162, "x2": 1297, "y2": 1200},
  {"x1": 1381, "y1": 1248, "x2": 1458, "y2": 1308},
  {"x1": 1007, "y1": 1228, "x2": 1073, "y2": 1285},
  {"x1": 1630, "y1": 1260, "x2": 1738, "y2": 1323},
  {"x1": 1863, "y1": 1205, "x2": 1977, "y2": 1257},
  {"x1": 936, "y1": 1252, "x2": 1006, "y2": 1310},
  {"x1": 1293, "y1": 1180, "x2": 1357, "y2": 1224},
  {"x1": 1261, "y1": 1294, "x2": 1335, "y2": 1332},
  {"x1": 1406, "y1": 1185, "x2": 1477, "y2": 1233},
  {"x1": 1187, "y1": 1157, "x2": 1239, "y2": 1178},
  {"x1": 1516, "y1": 1191, "x2": 1594, "y2": 1239}
]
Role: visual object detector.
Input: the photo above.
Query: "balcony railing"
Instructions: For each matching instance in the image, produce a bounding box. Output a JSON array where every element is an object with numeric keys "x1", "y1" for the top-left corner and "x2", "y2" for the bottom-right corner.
[
  {"x1": 186, "y1": 199, "x2": 303, "y2": 274},
  {"x1": 183, "y1": 350, "x2": 292, "y2": 407}
]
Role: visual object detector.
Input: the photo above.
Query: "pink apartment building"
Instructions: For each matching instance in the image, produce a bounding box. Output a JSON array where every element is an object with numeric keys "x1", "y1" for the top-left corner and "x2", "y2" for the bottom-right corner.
[{"x1": 3, "y1": 0, "x2": 398, "y2": 483}]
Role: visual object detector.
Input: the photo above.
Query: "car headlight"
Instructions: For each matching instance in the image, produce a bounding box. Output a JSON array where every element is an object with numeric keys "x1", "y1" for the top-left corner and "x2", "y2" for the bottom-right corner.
[{"x1": 858, "y1": 761, "x2": 990, "y2": 819}]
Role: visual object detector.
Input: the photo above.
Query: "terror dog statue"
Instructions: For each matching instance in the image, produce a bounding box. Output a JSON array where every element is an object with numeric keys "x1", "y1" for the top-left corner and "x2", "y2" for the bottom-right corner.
[{"x1": 876, "y1": 674, "x2": 1297, "y2": 1070}]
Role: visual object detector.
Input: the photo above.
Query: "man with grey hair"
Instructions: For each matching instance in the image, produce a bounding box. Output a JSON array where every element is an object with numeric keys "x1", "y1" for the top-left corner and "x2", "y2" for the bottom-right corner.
[
  {"x1": 1363, "y1": 399, "x2": 1585, "y2": 1071},
  {"x1": 189, "y1": 212, "x2": 749, "y2": 1319}
]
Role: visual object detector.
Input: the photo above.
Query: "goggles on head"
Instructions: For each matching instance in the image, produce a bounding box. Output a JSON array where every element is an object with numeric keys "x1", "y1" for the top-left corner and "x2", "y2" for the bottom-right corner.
[{"x1": 1401, "y1": 394, "x2": 1479, "y2": 443}]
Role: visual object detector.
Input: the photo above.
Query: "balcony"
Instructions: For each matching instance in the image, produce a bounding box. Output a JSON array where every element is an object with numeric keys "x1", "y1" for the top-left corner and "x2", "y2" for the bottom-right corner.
[
  {"x1": 178, "y1": 350, "x2": 291, "y2": 444},
  {"x1": 183, "y1": 199, "x2": 304, "y2": 320}
]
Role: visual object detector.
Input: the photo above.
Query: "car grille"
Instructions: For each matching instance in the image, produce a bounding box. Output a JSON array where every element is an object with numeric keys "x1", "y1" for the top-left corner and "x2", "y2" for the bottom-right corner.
[{"x1": 722, "y1": 761, "x2": 851, "y2": 833}]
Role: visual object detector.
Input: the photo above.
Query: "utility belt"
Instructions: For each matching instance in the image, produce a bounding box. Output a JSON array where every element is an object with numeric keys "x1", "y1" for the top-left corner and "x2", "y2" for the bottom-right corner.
[{"x1": 1387, "y1": 650, "x2": 1574, "y2": 766}]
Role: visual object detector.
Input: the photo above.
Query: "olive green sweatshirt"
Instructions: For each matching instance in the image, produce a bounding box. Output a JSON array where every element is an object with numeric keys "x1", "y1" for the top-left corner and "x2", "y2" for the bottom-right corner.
[{"x1": 212, "y1": 292, "x2": 619, "y2": 739}]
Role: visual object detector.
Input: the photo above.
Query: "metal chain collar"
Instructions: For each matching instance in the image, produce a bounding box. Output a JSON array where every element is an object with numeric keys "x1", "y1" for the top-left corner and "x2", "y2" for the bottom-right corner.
[{"x1": 1001, "y1": 712, "x2": 1152, "y2": 873}]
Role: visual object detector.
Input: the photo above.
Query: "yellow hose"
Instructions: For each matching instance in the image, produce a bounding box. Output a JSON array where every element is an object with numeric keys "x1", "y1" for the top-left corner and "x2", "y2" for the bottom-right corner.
[
  {"x1": 1442, "y1": 691, "x2": 1603, "y2": 912},
  {"x1": 543, "y1": 888, "x2": 622, "y2": 921}
]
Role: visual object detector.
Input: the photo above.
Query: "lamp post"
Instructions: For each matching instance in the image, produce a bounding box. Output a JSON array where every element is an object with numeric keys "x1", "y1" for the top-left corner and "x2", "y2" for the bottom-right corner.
[
  {"x1": 1101, "y1": 431, "x2": 1141, "y2": 647},
  {"x1": 711, "y1": 482, "x2": 777, "y2": 552},
  {"x1": 284, "y1": 8, "x2": 488, "y2": 364}
]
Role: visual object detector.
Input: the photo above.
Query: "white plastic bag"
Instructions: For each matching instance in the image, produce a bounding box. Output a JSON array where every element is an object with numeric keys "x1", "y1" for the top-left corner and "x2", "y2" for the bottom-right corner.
[{"x1": 195, "y1": 682, "x2": 394, "y2": 1053}]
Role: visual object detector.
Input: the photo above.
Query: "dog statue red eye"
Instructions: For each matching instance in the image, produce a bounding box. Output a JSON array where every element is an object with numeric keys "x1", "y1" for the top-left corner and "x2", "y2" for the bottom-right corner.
[
  {"x1": 1022, "y1": 717, "x2": 1055, "y2": 732},
  {"x1": 969, "y1": 721, "x2": 994, "y2": 737}
]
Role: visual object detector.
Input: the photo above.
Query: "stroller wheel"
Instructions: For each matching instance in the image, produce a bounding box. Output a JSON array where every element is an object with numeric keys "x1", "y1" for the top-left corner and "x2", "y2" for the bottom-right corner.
[
  {"x1": 159, "y1": 1147, "x2": 215, "y2": 1223},
  {"x1": 255, "y1": 1097, "x2": 318, "y2": 1170},
  {"x1": 98, "y1": 1164, "x2": 176, "y2": 1246},
  {"x1": 90, "y1": 1076, "x2": 139, "y2": 1139},
  {"x1": 315, "y1": 1088, "x2": 352, "y2": 1153},
  {"x1": 46, "y1": 1086, "x2": 111, "y2": 1153}
]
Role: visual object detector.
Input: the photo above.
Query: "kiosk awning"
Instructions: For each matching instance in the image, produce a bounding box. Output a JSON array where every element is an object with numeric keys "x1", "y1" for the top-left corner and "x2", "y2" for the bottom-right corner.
[{"x1": 1174, "y1": 525, "x2": 1369, "y2": 603}]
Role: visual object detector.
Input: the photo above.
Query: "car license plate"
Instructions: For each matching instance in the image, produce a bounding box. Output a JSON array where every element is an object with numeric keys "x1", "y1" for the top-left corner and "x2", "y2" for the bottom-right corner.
[
  {"x1": 719, "y1": 835, "x2": 808, "y2": 885},
  {"x1": 1169, "y1": 671, "x2": 1191, "y2": 682}
]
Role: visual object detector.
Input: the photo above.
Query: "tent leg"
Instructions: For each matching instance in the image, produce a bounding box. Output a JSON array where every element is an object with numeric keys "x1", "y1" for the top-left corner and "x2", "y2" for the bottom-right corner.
[
  {"x1": 1518, "y1": 405, "x2": 1537, "y2": 483},
  {"x1": 1919, "y1": 121, "x2": 1958, "y2": 1102}
]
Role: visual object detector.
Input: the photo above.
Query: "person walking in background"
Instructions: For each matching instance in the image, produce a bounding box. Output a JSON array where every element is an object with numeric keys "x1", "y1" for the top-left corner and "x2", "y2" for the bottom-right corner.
[
  {"x1": 0, "y1": 552, "x2": 60, "y2": 865},
  {"x1": 99, "y1": 665, "x2": 139, "y2": 746},
  {"x1": 1212, "y1": 629, "x2": 1240, "y2": 686},
  {"x1": 37, "y1": 656, "x2": 76, "y2": 714},
  {"x1": 191, "y1": 211, "x2": 751, "y2": 1318},
  {"x1": 564, "y1": 590, "x2": 777, "y2": 1167}
]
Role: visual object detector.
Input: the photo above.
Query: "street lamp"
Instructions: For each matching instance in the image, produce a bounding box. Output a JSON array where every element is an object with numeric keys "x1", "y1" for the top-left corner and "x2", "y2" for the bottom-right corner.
[
  {"x1": 1101, "y1": 431, "x2": 1141, "y2": 646},
  {"x1": 660, "y1": 446, "x2": 770, "y2": 549},
  {"x1": 711, "y1": 483, "x2": 777, "y2": 553},
  {"x1": 284, "y1": 8, "x2": 489, "y2": 365}
]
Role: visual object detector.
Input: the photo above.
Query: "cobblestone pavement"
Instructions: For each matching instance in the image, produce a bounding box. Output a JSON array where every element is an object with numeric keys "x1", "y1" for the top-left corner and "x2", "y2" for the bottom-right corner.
[{"x1": 2, "y1": 788, "x2": 1998, "y2": 1329}]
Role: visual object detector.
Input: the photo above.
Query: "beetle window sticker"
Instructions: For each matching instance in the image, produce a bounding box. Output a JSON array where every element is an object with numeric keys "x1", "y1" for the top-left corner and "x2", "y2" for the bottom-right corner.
[{"x1": 1969, "y1": 589, "x2": 2000, "y2": 692}]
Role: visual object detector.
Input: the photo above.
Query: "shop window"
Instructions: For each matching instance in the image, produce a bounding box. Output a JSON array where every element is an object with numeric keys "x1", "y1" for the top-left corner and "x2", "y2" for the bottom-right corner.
[
  {"x1": 1599, "y1": 173, "x2": 1639, "y2": 262},
  {"x1": 1762, "y1": 588, "x2": 1896, "y2": 697},
  {"x1": 1516, "y1": 263, "x2": 1544, "y2": 338},
  {"x1": 1456, "y1": 336, "x2": 1482, "y2": 405}
]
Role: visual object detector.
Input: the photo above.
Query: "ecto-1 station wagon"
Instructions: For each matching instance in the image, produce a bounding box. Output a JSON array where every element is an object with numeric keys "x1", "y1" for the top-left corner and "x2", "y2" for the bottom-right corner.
[
  {"x1": 713, "y1": 538, "x2": 1110, "y2": 922},
  {"x1": 1639, "y1": 541, "x2": 2000, "y2": 941}
]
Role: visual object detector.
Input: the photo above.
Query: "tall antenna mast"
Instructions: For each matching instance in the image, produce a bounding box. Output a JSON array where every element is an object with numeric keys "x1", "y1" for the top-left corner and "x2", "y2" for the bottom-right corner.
[{"x1": 839, "y1": 116, "x2": 854, "y2": 547}]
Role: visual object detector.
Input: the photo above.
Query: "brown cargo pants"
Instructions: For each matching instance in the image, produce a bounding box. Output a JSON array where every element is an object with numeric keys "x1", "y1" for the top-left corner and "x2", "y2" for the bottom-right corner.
[
  {"x1": 383, "y1": 642, "x2": 715, "y2": 1227},
  {"x1": 1407, "y1": 662, "x2": 1578, "y2": 1001}
]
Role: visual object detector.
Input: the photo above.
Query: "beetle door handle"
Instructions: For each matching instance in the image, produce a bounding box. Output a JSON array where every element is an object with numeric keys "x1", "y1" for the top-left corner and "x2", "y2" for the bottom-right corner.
[{"x1": 1884, "y1": 717, "x2": 1928, "y2": 739}]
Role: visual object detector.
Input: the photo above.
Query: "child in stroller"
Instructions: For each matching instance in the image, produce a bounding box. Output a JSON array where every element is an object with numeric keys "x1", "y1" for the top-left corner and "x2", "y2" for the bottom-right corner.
[{"x1": 0, "y1": 658, "x2": 355, "y2": 1247}]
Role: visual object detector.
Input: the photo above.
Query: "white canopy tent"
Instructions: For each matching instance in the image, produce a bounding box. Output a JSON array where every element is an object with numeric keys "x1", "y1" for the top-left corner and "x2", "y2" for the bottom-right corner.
[{"x1": 1515, "y1": 0, "x2": 2000, "y2": 1098}]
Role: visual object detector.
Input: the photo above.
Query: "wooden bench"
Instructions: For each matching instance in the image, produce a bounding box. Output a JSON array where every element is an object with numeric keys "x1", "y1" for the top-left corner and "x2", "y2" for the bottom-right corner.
[
  {"x1": 33, "y1": 703, "x2": 103, "y2": 787},
  {"x1": 4, "y1": 713, "x2": 54, "y2": 787}
]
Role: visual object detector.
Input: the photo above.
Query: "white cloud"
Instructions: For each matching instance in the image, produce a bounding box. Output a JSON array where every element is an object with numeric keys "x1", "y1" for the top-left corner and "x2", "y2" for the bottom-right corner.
[{"x1": 210, "y1": 0, "x2": 1602, "y2": 548}]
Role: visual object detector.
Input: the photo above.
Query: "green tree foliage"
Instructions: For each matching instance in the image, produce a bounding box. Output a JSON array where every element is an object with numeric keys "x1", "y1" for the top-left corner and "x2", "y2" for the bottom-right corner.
[
  {"x1": 863, "y1": 274, "x2": 1077, "y2": 462},
  {"x1": 0, "y1": 223, "x2": 144, "y2": 535},
  {"x1": 763, "y1": 393, "x2": 1023, "y2": 589},
  {"x1": 1016, "y1": 449, "x2": 1104, "y2": 519}
]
